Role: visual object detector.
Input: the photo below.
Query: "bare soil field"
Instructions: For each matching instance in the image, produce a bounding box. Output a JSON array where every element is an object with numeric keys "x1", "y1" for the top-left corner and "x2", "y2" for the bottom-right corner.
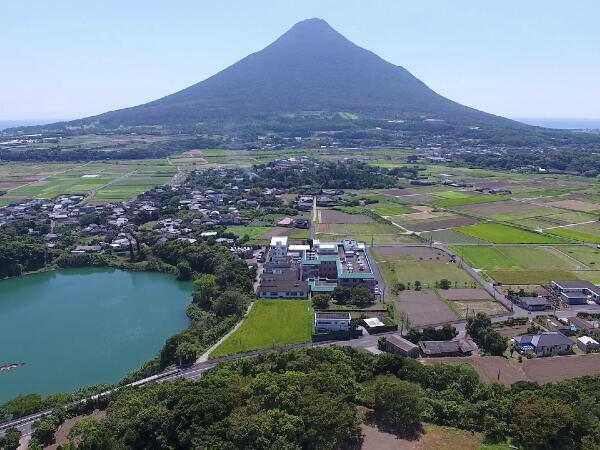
[
  {"x1": 467, "y1": 202, "x2": 546, "y2": 216},
  {"x1": 453, "y1": 300, "x2": 508, "y2": 317},
  {"x1": 547, "y1": 199, "x2": 600, "y2": 212},
  {"x1": 397, "y1": 193, "x2": 437, "y2": 204},
  {"x1": 441, "y1": 288, "x2": 492, "y2": 300},
  {"x1": 423, "y1": 356, "x2": 527, "y2": 386},
  {"x1": 394, "y1": 205, "x2": 446, "y2": 221},
  {"x1": 261, "y1": 226, "x2": 301, "y2": 239},
  {"x1": 374, "y1": 246, "x2": 453, "y2": 262},
  {"x1": 397, "y1": 290, "x2": 457, "y2": 327},
  {"x1": 403, "y1": 217, "x2": 478, "y2": 232},
  {"x1": 496, "y1": 324, "x2": 530, "y2": 338},
  {"x1": 454, "y1": 200, "x2": 516, "y2": 211},
  {"x1": 320, "y1": 209, "x2": 373, "y2": 224},
  {"x1": 522, "y1": 354, "x2": 600, "y2": 383}
]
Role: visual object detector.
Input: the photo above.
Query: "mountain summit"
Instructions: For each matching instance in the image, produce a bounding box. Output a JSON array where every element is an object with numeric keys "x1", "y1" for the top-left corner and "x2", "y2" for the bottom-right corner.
[{"x1": 46, "y1": 18, "x2": 516, "y2": 128}]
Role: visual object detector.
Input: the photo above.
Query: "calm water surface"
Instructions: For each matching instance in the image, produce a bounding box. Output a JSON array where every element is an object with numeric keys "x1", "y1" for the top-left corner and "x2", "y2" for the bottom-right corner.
[{"x1": 0, "y1": 268, "x2": 191, "y2": 404}]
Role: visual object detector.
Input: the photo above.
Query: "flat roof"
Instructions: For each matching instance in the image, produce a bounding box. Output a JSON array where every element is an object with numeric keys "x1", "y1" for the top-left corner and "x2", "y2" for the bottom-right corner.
[
  {"x1": 270, "y1": 236, "x2": 288, "y2": 246},
  {"x1": 315, "y1": 312, "x2": 351, "y2": 320},
  {"x1": 288, "y1": 244, "x2": 310, "y2": 251}
]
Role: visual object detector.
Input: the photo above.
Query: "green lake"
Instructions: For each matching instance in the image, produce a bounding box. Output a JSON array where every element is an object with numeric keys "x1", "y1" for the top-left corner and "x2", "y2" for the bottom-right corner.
[{"x1": 0, "y1": 268, "x2": 192, "y2": 405}]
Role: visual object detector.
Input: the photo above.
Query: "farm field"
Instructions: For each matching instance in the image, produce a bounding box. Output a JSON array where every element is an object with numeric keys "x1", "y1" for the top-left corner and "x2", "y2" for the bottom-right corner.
[
  {"x1": 547, "y1": 226, "x2": 600, "y2": 243},
  {"x1": 397, "y1": 289, "x2": 458, "y2": 326},
  {"x1": 432, "y1": 195, "x2": 509, "y2": 208},
  {"x1": 316, "y1": 222, "x2": 418, "y2": 244},
  {"x1": 374, "y1": 253, "x2": 475, "y2": 290},
  {"x1": 210, "y1": 300, "x2": 313, "y2": 357},
  {"x1": 451, "y1": 245, "x2": 586, "y2": 271},
  {"x1": 454, "y1": 223, "x2": 564, "y2": 244},
  {"x1": 485, "y1": 269, "x2": 579, "y2": 285}
]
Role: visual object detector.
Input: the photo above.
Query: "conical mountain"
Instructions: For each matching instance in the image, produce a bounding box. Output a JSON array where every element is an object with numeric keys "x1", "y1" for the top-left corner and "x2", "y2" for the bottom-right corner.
[{"x1": 41, "y1": 18, "x2": 518, "y2": 128}]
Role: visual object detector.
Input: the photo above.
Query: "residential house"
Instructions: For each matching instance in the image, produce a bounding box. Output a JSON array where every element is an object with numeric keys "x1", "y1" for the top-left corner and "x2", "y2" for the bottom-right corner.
[
  {"x1": 577, "y1": 336, "x2": 600, "y2": 353},
  {"x1": 514, "y1": 332, "x2": 574, "y2": 357},
  {"x1": 518, "y1": 296, "x2": 551, "y2": 311}
]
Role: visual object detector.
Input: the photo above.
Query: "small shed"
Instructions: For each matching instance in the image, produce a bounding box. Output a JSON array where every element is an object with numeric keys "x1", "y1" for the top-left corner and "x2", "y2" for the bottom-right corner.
[
  {"x1": 577, "y1": 336, "x2": 600, "y2": 353},
  {"x1": 385, "y1": 334, "x2": 420, "y2": 358}
]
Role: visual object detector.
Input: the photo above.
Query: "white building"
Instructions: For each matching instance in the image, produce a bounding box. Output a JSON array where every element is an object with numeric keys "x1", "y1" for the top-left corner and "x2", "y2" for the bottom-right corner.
[
  {"x1": 314, "y1": 312, "x2": 351, "y2": 333},
  {"x1": 269, "y1": 236, "x2": 289, "y2": 261},
  {"x1": 577, "y1": 336, "x2": 600, "y2": 353}
]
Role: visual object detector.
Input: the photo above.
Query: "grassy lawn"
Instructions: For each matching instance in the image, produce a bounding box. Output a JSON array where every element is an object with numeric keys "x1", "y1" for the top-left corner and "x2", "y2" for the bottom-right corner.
[
  {"x1": 485, "y1": 269, "x2": 580, "y2": 285},
  {"x1": 547, "y1": 227, "x2": 600, "y2": 243},
  {"x1": 454, "y1": 223, "x2": 563, "y2": 244},
  {"x1": 210, "y1": 300, "x2": 313, "y2": 357}
]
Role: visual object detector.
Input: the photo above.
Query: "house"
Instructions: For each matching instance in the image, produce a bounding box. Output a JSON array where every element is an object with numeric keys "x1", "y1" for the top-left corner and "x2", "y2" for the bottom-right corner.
[
  {"x1": 577, "y1": 336, "x2": 600, "y2": 353},
  {"x1": 568, "y1": 316, "x2": 596, "y2": 334},
  {"x1": 419, "y1": 339, "x2": 474, "y2": 357},
  {"x1": 71, "y1": 245, "x2": 102, "y2": 254},
  {"x1": 294, "y1": 218, "x2": 310, "y2": 229},
  {"x1": 514, "y1": 332, "x2": 574, "y2": 357},
  {"x1": 314, "y1": 312, "x2": 351, "y2": 333},
  {"x1": 277, "y1": 217, "x2": 294, "y2": 227},
  {"x1": 518, "y1": 296, "x2": 551, "y2": 311},
  {"x1": 384, "y1": 334, "x2": 420, "y2": 358},
  {"x1": 552, "y1": 280, "x2": 600, "y2": 304}
]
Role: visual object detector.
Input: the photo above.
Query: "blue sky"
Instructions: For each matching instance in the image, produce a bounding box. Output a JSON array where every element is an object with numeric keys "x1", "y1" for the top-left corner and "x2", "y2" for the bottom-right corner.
[{"x1": 1, "y1": 0, "x2": 599, "y2": 121}]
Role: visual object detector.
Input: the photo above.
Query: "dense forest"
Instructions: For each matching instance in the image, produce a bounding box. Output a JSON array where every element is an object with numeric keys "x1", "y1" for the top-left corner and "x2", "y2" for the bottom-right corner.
[
  {"x1": 11, "y1": 346, "x2": 600, "y2": 449},
  {"x1": 454, "y1": 147, "x2": 600, "y2": 177},
  {"x1": 187, "y1": 161, "x2": 398, "y2": 190}
]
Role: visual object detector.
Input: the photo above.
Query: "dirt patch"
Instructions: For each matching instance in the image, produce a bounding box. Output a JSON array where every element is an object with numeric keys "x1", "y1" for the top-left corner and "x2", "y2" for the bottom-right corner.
[
  {"x1": 452, "y1": 300, "x2": 508, "y2": 317},
  {"x1": 467, "y1": 202, "x2": 544, "y2": 216},
  {"x1": 547, "y1": 199, "x2": 600, "y2": 212},
  {"x1": 397, "y1": 194, "x2": 437, "y2": 204},
  {"x1": 260, "y1": 227, "x2": 299, "y2": 239},
  {"x1": 320, "y1": 209, "x2": 373, "y2": 224},
  {"x1": 395, "y1": 205, "x2": 447, "y2": 221},
  {"x1": 403, "y1": 217, "x2": 478, "y2": 232},
  {"x1": 374, "y1": 246, "x2": 453, "y2": 262},
  {"x1": 441, "y1": 289, "x2": 492, "y2": 300},
  {"x1": 522, "y1": 353, "x2": 600, "y2": 383},
  {"x1": 423, "y1": 356, "x2": 527, "y2": 386},
  {"x1": 316, "y1": 223, "x2": 330, "y2": 233},
  {"x1": 454, "y1": 200, "x2": 515, "y2": 211},
  {"x1": 48, "y1": 410, "x2": 107, "y2": 449},
  {"x1": 397, "y1": 290, "x2": 457, "y2": 327},
  {"x1": 496, "y1": 324, "x2": 530, "y2": 338}
]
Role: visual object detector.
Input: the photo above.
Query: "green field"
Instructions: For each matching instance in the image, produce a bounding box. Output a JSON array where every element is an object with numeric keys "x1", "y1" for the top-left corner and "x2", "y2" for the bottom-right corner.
[
  {"x1": 547, "y1": 227, "x2": 600, "y2": 244},
  {"x1": 433, "y1": 190, "x2": 472, "y2": 199},
  {"x1": 451, "y1": 246, "x2": 518, "y2": 270},
  {"x1": 225, "y1": 226, "x2": 273, "y2": 240},
  {"x1": 374, "y1": 255, "x2": 475, "y2": 290},
  {"x1": 432, "y1": 195, "x2": 509, "y2": 208},
  {"x1": 560, "y1": 245, "x2": 600, "y2": 268},
  {"x1": 210, "y1": 300, "x2": 313, "y2": 357},
  {"x1": 454, "y1": 223, "x2": 562, "y2": 244},
  {"x1": 485, "y1": 270, "x2": 580, "y2": 285},
  {"x1": 451, "y1": 245, "x2": 583, "y2": 271}
]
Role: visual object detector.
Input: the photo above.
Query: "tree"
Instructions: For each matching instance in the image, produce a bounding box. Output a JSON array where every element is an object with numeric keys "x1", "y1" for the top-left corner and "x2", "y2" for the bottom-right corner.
[
  {"x1": 176, "y1": 261, "x2": 193, "y2": 281},
  {"x1": 351, "y1": 285, "x2": 375, "y2": 306},
  {"x1": 414, "y1": 280, "x2": 422, "y2": 291},
  {"x1": 373, "y1": 377, "x2": 424, "y2": 425},
  {"x1": 33, "y1": 415, "x2": 59, "y2": 445},
  {"x1": 66, "y1": 417, "x2": 112, "y2": 450},
  {"x1": 392, "y1": 282, "x2": 406, "y2": 295},
  {"x1": 311, "y1": 294, "x2": 330, "y2": 310},
  {"x1": 512, "y1": 396, "x2": 574, "y2": 448},
  {"x1": 332, "y1": 286, "x2": 351, "y2": 305},
  {"x1": 193, "y1": 274, "x2": 217, "y2": 308},
  {"x1": 439, "y1": 279, "x2": 451, "y2": 289},
  {"x1": 0, "y1": 427, "x2": 21, "y2": 450},
  {"x1": 212, "y1": 290, "x2": 247, "y2": 317},
  {"x1": 176, "y1": 341, "x2": 197, "y2": 366}
]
